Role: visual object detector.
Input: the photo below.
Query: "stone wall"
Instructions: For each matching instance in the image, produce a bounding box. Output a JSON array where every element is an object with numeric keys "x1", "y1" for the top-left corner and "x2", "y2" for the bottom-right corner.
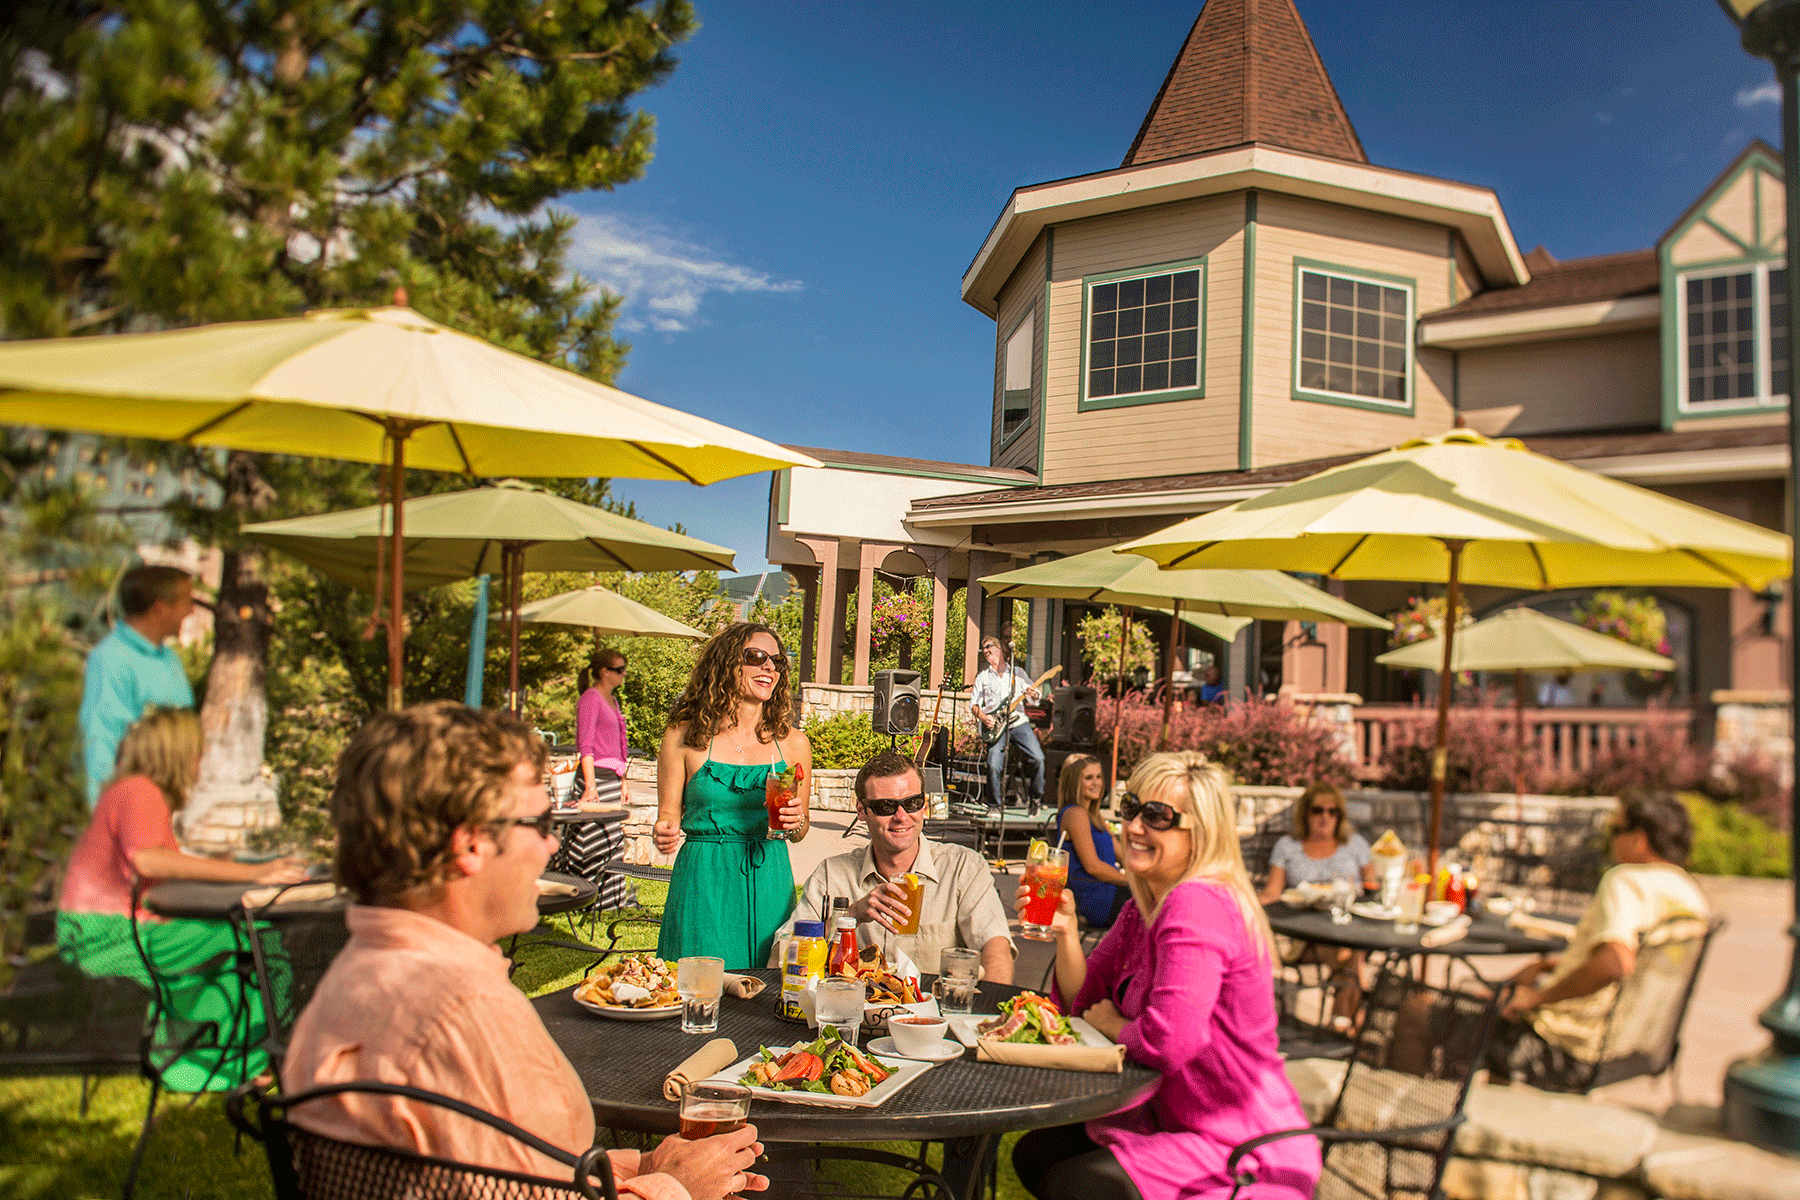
[
  {"x1": 181, "y1": 784, "x2": 282, "y2": 856},
  {"x1": 1711, "y1": 689, "x2": 1793, "y2": 791}
]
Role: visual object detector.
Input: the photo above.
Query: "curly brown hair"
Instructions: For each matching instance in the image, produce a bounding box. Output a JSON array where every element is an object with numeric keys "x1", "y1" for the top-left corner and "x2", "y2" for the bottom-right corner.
[
  {"x1": 330, "y1": 701, "x2": 547, "y2": 907},
  {"x1": 668, "y1": 622, "x2": 794, "y2": 750}
]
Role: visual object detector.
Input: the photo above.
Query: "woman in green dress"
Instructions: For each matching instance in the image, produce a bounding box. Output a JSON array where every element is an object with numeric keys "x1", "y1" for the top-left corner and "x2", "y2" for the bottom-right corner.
[{"x1": 655, "y1": 622, "x2": 811, "y2": 969}]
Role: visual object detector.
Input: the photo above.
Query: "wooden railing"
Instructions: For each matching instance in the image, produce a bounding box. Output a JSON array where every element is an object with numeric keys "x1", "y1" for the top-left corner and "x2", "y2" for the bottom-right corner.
[{"x1": 1351, "y1": 704, "x2": 1697, "y2": 781}]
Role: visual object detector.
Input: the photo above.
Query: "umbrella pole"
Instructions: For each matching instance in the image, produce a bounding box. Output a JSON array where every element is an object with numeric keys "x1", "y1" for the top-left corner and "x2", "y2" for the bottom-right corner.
[
  {"x1": 1111, "y1": 605, "x2": 1132, "y2": 797},
  {"x1": 508, "y1": 544, "x2": 524, "y2": 715},
  {"x1": 1159, "y1": 599, "x2": 1181, "y2": 750},
  {"x1": 1426, "y1": 540, "x2": 1468, "y2": 876},
  {"x1": 1513, "y1": 668, "x2": 1527, "y2": 839},
  {"x1": 385, "y1": 426, "x2": 411, "y2": 711}
]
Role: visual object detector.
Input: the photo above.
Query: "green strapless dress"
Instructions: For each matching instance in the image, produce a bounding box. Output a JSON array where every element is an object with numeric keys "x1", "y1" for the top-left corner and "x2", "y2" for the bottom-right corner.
[{"x1": 657, "y1": 753, "x2": 795, "y2": 970}]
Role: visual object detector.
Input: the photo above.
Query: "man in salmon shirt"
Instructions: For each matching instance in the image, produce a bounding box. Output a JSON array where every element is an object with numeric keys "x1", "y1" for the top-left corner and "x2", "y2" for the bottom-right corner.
[{"x1": 284, "y1": 702, "x2": 764, "y2": 1199}]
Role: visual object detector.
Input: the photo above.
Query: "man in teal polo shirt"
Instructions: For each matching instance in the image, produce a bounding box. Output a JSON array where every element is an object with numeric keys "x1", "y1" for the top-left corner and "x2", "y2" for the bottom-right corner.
[{"x1": 80, "y1": 565, "x2": 197, "y2": 807}]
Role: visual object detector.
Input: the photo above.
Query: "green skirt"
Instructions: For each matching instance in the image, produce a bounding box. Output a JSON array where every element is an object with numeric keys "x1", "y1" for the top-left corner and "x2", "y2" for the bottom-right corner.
[
  {"x1": 657, "y1": 835, "x2": 795, "y2": 970},
  {"x1": 57, "y1": 911, "x2": 273, "y2": 1092}
]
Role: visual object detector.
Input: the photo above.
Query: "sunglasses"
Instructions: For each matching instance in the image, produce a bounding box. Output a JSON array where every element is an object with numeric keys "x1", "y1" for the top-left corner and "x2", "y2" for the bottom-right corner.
[
  {"x1": 741, "y1": 647, "x2": 790, "y2": 672},
  {"x1": 1118, "y1": 791, "x2": 1194, "y2": 832},
  {"x1": 605, "y1": 663, "x2": 626, "y2": 676},
  {"x1": 490, "y1": 811, "x2": 557, "y2": 839},
  {"x1": 863, "y1": 792, "x2": 927, "y2": 817},
  {"x1": 1310, "y1": 807, "x2": 1342, "y2": 818}
]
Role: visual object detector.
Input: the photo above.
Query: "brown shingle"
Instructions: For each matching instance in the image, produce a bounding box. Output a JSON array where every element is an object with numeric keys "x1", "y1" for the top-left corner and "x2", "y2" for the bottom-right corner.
[
  {"x1": 1423, "y1": 249, "x2": 1659, "y2": 321},
  {"x1": 1123, "y1": 0, "x2": 1366, "y2": 168}
]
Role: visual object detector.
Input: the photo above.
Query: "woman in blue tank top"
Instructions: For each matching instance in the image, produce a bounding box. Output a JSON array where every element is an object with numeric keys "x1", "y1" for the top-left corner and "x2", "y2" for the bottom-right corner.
[{"x1": 1058, "y1": 754, "x2": 1130, "y2": 927}]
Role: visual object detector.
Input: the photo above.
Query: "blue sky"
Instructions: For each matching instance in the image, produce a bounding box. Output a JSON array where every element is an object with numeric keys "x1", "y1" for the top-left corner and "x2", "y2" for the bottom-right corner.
[{"x1": 583, "y1": 0, "x2": 1784, "y2": 573}]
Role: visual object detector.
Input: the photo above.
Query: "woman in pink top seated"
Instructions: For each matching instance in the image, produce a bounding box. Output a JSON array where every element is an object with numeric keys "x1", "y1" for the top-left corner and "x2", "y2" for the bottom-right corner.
[
  {"x1": 59, "y1": 706, "x2": 305, "y2": 1090},
  {"x1": 1013, "y1": 752, "x2": 1320, "y2": 1200}
]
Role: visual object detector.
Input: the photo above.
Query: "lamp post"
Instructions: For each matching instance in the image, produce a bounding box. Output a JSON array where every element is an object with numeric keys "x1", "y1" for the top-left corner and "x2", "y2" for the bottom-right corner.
[{"x1": 1717, "y1": 0, "x2": 1800, "y2": 1156}]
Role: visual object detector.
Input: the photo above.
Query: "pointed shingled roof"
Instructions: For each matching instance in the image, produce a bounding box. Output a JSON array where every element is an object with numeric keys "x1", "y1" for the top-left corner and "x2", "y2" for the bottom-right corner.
[{"x1": 1123, "y1": 0, "x2": 1367, "y2": 168}]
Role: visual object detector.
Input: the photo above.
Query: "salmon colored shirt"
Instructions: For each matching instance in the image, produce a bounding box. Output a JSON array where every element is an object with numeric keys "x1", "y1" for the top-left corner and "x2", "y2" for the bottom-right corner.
[
  {"x1": 60, "y1": 775, "x2": 179, "y2": 916},
  {"x1": 284, "y1": 904, "x2": 687, "y2": 1199}
]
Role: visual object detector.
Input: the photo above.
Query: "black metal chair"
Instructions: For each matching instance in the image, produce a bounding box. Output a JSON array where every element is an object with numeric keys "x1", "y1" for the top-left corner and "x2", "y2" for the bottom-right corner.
[
  {"x1": 0, "y1": 941, "x2": 149, "y2": 1112},
  {"x1": 1229, "y1": 964, "x2": 1500, "y2": 1200},
  {"x1": 1534, "y1": 913, "x2": 1724, "y2": 1095},
  {"x1": 228, "y1": 1079, "x2": 618, "y2": 1200},
  {"x1": 232, "y1": 885, "x2": 353, "y2": 1068}
]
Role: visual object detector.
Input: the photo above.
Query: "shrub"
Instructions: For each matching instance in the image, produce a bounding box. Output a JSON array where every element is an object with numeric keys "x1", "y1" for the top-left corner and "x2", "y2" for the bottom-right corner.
[
  {"x1": 1099, "y1": 694, "x2": 1352, "y2": 787},
  {"x1": 1554, "y1": 724, "x2": 1710, "y2": 799},
  {"x1": 1376, "y1": 709, "x2": 1532, "y2": 793},
  {"x1": 802, "y1": 711, "x2": 894, "y2": 771},
  {"x1": 1683, "y1": 791, "x2": 1790, "y2": 878}
]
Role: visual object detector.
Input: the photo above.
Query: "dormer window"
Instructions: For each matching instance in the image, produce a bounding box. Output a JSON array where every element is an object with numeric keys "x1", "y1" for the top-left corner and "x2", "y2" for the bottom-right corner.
[
  {"x1": 1080, "y1": 260, "x2": 1206, "y2": 409},
  {"x1": 1293, "y1": 261, "x2": 1413, "y2": 411},
  {"x1": 1679, "y1": 263, "x2": 1787, "y2": 411}
]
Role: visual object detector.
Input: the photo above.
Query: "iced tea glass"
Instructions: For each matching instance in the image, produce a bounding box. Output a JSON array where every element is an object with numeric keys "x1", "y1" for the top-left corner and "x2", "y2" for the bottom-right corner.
[
  {"x1": 889, "y1": 873, "x2": 924, "y2": 935},
  {"x1": 764, "y1": 771, "x2": 796, "y2": 840},
  {"x1": 679, "y1": 1080, "x2": 751, "y2": 1139},
  {"x1": 1020, "y1": 844, "x2": 1069, "y2": 941},
  {"x1": 677, "y1": 956, "x2": 724, "y2": 1034}
]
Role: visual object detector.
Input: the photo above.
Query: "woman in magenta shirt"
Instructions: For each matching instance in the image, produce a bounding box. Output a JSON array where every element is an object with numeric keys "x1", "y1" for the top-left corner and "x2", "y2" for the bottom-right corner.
[
  {"x1": 1013, "y1": 752, "x2": 1319, "y2": 1200},
  {"x1": 576, "y1": 648, "x2": 631, "y2": 805}
]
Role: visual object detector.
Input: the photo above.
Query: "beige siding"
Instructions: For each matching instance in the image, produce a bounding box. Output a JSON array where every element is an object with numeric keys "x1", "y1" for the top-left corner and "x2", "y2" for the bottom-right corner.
[
  {"x1": 1709, "y1": 171, "x2": 1757, "y2": 247},
  {"x1": 1451, "y1": 233, "x2": 1483, "y2": 307},
  {"x1": 991, "y1": 234, "x2": 1047, "y2": 473},
  {"x1": 1249, "y1": 193, "x2": 1457, "y2": 467},
  {"x1": 1670, "y1": 220, "x2": 1745, "y2": 265},
  {"x1": 1456, "y1": 331, "x2": 1660, "y2": 436},
  {"x1": 1038, "y1": 196, "x2": 1246, "y2": 485},
  {"x1": 1757, "y1": 167, "x2": 1785, "y2": 250}
]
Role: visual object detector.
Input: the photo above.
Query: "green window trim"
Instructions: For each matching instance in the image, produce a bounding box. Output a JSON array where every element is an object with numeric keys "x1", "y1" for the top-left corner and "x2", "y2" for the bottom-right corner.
[
  {"x1": 1077, "y1": 257, "x2": 1209, "y2": 412},
  {"x1": 1289, "y1": 257, "x2": 1417, "y2": 416},
  {"x1": 1672, "y1": 259, "x2": 1790, "y2": 417}
]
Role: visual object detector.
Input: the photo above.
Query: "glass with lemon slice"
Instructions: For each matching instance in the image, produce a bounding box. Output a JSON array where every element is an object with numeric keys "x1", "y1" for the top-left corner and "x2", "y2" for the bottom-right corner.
[{"x1": 1020, "y1": 837, "x2": 1069, "y2": 941}]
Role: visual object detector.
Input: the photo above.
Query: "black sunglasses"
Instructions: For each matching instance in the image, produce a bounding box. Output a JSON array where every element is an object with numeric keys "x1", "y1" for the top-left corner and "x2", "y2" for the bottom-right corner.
[
  {"x1": 605, "y1": 663, "x2": 627, "y2": 676},
  {"x1": 1310, "y1": 806, "x2": 1342, "y2": 817},
  {"x1": 1118, "y1": 791, "x2": 1193, "y2": 832},
  {"x1": 490, "y1": 811, "x2": 557, "y2": 839},
  {"x1": 863, "y1": 792, "x2": 927, "y2": 817},
  {"x1": 742, "y1": 646, "x2": 790, "y2": 672}
]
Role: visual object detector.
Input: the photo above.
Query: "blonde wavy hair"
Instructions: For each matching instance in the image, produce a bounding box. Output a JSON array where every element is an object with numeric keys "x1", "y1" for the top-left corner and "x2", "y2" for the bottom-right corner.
[
  {"x1": 330, "y1": 702, "x2": 547, "y2": 907},
  {"x1": 112, "y1": 707, "x2": 203, "y2": 811},
  {"x1": 1123, "y1": 751, "x2": 1275, "y2": 961},
  {"x1": 667, "y1": 622, "x2": 794, "y2": 750}
]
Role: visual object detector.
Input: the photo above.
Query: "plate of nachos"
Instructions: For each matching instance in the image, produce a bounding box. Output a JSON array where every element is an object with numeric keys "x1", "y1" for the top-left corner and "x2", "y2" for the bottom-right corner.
[{"x1": 572, "y1": 952, "x2": 682, "y2": 1020}]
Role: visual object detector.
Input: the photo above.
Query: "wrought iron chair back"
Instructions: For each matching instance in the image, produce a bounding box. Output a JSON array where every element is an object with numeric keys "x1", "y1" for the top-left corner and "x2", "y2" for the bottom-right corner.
[
  {"x1": 228, "y1": 1079, "x2": 618, "y2": 1200},
  {"x1": 234, "y1": 885, "x2": 353, "y2": 1067},
  {"x1": 1229, "y1": 964, "x2": 1499, "y2": 1200}
]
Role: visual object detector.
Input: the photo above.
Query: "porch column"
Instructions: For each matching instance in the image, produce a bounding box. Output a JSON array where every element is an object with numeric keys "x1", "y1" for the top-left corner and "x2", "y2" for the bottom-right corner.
[
  {"x1": 854, "y1": 541, "x2": 900, "y2": 686},
  {"x1": 929, "y1": 553, "x2": 951, "y2": 689},
  {"x1": 965, "y1": 549, "x2": 1004, "y2": 682},
  {"x1": 830, "y1": 567, "x2": 853, "y2": 684},
  {"x1": 795, "y1": 536, "x2": 840, "y2": 685},
  {"x1": 791, "y1": 565, "x2": 820, "y2": 684}
]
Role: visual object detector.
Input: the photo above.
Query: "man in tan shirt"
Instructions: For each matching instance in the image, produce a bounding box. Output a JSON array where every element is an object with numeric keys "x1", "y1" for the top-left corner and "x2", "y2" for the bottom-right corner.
[
  {"x1": 799, "y1": 751, "x2": 1015, "y2": 983},
  {"x1": 285, "y1": 702, "x2": 764, "y2": 1199}
]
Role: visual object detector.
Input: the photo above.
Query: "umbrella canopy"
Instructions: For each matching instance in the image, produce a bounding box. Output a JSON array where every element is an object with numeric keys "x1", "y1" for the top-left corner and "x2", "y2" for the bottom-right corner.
[
  {"x1": 979, "y1": 546, "x2": 1392, "y2": 627},
  {"x1": 1374, "y1": 607, "x2": 1676, "y2": 673},
  {"x1": 242, "y1": 480, "x2": 735, "y2": 592},
  {"x1": 1142, "y1": 607, "x2": 1253, "y2": 644},
  {"x1": 1120, "y1": 429, "x2": 1791, "y2": 869},
  {"x1": 508, "y1": 586, "x2": 705, "y2": 640},
  {"x1": 0, "y1": 305, "x2": 817, "y2": 707}
]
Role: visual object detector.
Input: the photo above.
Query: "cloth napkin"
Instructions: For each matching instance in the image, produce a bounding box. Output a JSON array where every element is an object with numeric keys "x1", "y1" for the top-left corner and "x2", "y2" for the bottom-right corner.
[
  {"x1": 1507, "y1": 912, "x2": 1579, "y2": 942},
  {"x1": 1419, "y1": 915, "x2": 1472, "y2": 949},
  {"x1": 535, "y1": 878, "x2": 580, "y2": 897},
  {"x1": 974, "y1": 1041, "x2": 1125, "y2": 1073},
  {"x1": 663, "y1": 1038, "x2": 739, "y2": 1101},
  {"x1": 724, "y1": 973, "x2": 765, "y2": 1000},
  {"x1": 240, "y1": 881, "x2": 339, "y2": 908}
]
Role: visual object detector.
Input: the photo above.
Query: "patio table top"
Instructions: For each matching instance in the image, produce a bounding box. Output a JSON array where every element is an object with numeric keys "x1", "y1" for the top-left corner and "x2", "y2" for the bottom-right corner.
[{"x1": 1264, "y1": 901, "x2": 1569, "y2": 957}]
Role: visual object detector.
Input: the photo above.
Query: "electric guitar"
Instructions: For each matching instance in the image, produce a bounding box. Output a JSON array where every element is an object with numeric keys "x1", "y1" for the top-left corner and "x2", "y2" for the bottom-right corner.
[{"x1": 977, "y1": 664, "x2": 1062, "y2": 746}]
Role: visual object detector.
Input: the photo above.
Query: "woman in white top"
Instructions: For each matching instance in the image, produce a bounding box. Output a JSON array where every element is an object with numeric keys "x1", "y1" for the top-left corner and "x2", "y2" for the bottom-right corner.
[{"x1": 1258, "y1": 782, "x2": 1373, "y2": 1029}]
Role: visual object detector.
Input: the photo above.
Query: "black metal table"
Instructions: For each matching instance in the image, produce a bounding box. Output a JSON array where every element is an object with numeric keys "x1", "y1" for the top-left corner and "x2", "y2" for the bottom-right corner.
[
  {"x1": 535, "y1": 969, "x2": 1158, "y2": 1200},
  {"x1": 143, "y1": 873, "x2": 596, "y2": 921},
  {"x1": 1263, "y1": 902, "x2": 1568, "y2": 957}
]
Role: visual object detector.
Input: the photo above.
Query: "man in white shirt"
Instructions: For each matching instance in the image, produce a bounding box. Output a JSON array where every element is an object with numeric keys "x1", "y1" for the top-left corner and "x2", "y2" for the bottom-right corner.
[
  {"x1": 1487, "y1": 792, "x2": 1710, "y2": 1089},
  {"x1": 799, "y1": 752, "x2": 1015, "y2": 984},
  {"x1": 969, "y1": 636, "x2": 1045, "y2": 814}
]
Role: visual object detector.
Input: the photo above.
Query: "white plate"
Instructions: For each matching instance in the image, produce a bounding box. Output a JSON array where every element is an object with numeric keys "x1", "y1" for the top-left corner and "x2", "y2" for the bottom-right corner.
[
  {"x1": 1349, "y1": 902, "x2": 1399, "y2": 921},
  {"x1": 868, "y1": 1035, "x2": 964, "y2": 1064},
  {"x1": 708, "y1": 1042, "x2": 934, "y2": 1108},
  {"x1": 945, "y1": 1014, "x2": 1112, "y2": 1050},
  {"x1": 572, "y1": 994, "x2": 683, "y2": 1021}
]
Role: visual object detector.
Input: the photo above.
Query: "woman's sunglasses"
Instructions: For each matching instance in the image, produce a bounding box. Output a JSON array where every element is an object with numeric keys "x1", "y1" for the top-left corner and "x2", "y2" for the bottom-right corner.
[
  {"x1": 1310, "y1": 806, "x2": 1341, "y2": 818},
  {"x1": 1118, "y1": 791, "x2": 1194, "y2": 831},
  {"x1": 863, "y1": 792, "x2": 927, "y2": 817},
  {"x1": 741, "y1": 647, "x2": 790, "y2": 672}
]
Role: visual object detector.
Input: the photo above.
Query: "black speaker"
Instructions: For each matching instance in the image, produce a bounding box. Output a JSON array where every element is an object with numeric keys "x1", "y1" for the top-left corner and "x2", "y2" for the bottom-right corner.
[
  {"x1": 1050, "y1": 684, "x2": 1097, "y2": 744},
  {"x1": 872, "y1": 669, "x2": 921, "y2": 734}
]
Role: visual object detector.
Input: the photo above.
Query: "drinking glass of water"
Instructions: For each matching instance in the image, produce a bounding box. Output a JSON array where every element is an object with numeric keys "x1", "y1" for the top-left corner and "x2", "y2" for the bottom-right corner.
[
  {"x1": 932, "y1": 947, "x2": 981, "y2": 1014},
  {"x1": 1328, "y1": 879, "x2": 1357, "y2": 925},
  {"x1": 814, "y1": 977, "x2": 865, "y2": 1047},
  {"x1": 677, "y1": 956, "x2": 724, "y2": 1034}
]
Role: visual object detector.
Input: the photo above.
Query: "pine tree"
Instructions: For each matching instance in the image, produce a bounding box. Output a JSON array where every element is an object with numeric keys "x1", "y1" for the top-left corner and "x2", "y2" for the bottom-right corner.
[{"x1": 1, "y1": 0, "x2": 696, "y2": 830}]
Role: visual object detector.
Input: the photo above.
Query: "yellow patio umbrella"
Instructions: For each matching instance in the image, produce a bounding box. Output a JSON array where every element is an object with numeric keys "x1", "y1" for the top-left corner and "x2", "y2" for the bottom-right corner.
[
  {"x1": 1120, "y1": 429, "x2": 1790, "y2": 869},
  {"x1": 0, "y1": 305, "x2": 818, "y2": 707},
  {"x1": 508, "y1": 586, "x2": 706, "y2": 640}
]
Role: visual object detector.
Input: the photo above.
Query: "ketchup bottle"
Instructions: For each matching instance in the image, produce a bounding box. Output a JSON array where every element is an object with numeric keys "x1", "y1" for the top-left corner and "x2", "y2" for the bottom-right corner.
[{"x1": 827, "y1": 897, "x2": 859, "y2": 975}]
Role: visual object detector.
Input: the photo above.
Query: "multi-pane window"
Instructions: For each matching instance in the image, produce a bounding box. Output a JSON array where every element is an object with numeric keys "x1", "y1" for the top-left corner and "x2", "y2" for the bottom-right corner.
[
  {"x1": 1296, "y1": 269, "x2": 1411, "y2": 406},
  {"x1": 1001, "y1": 312, "x2": 1033, "y2": 442},
  {"x1": 1087, "y1": 267, "x2": 1202, "y2": 400},
  {"x1": 1681, "y1": 264, "x2": 1788, "y2": 410}
]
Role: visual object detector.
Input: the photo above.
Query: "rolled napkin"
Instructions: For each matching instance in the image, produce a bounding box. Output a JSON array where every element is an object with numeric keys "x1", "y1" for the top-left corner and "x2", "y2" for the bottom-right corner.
[
  {"x1": 723, "y1": 973, "x2": 765, "y2": 999},
  {"x1": 535, "y1": 878, "x2": 580, "y2": 897},
  {"x1": 1419, "y1": 914, "x2": 1472, "y2": 949},
  {"x1": 663, "y1": 1037, "x2": 739, "y2": 1101},
  {"x1": 974, "y1": 1040, "x2": 1125, "y2": 1073},
  {"x1": 1507, "y1": 912, "x2": 1578, "y2": 942},
  {"x1": 240, "y1": 881, "x2": 339, "y2": 908}
]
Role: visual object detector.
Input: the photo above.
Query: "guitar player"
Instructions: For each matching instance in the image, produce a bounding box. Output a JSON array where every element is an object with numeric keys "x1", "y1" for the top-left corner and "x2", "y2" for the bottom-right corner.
[{"x1": 970, "y1": 635, "x2": 1046, "y2": 816}]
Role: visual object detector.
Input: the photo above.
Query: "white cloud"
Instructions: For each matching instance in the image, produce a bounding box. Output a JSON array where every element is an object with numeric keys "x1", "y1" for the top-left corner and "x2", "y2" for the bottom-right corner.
[
  {"x1": 1595, "y1": 112, "x2": 1613, "y2": 125},
  {"x1": 567, "y1": 213, "x2": 802, "y2": 335},
  {"x1": 1737, "y1": 80, "x2": 1781, "y2": 107}
]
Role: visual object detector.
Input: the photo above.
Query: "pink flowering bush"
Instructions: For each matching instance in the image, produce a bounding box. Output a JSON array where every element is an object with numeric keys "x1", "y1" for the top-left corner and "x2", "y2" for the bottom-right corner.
[{"x1": 1099, "y1": 694, "x2": 1352, "y2": 787}]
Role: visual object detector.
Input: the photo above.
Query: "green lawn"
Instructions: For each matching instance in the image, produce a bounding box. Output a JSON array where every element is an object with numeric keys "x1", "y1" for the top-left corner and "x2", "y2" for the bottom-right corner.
[{"x1": 0, "y1": 880, "x2": 1031, "y2": 1199}]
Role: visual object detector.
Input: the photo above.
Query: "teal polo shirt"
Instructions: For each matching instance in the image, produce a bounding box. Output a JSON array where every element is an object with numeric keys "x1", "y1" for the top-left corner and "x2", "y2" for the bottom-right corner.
[{"x1": 79, "y1": 621, "x2": 195, "y2": 807}]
